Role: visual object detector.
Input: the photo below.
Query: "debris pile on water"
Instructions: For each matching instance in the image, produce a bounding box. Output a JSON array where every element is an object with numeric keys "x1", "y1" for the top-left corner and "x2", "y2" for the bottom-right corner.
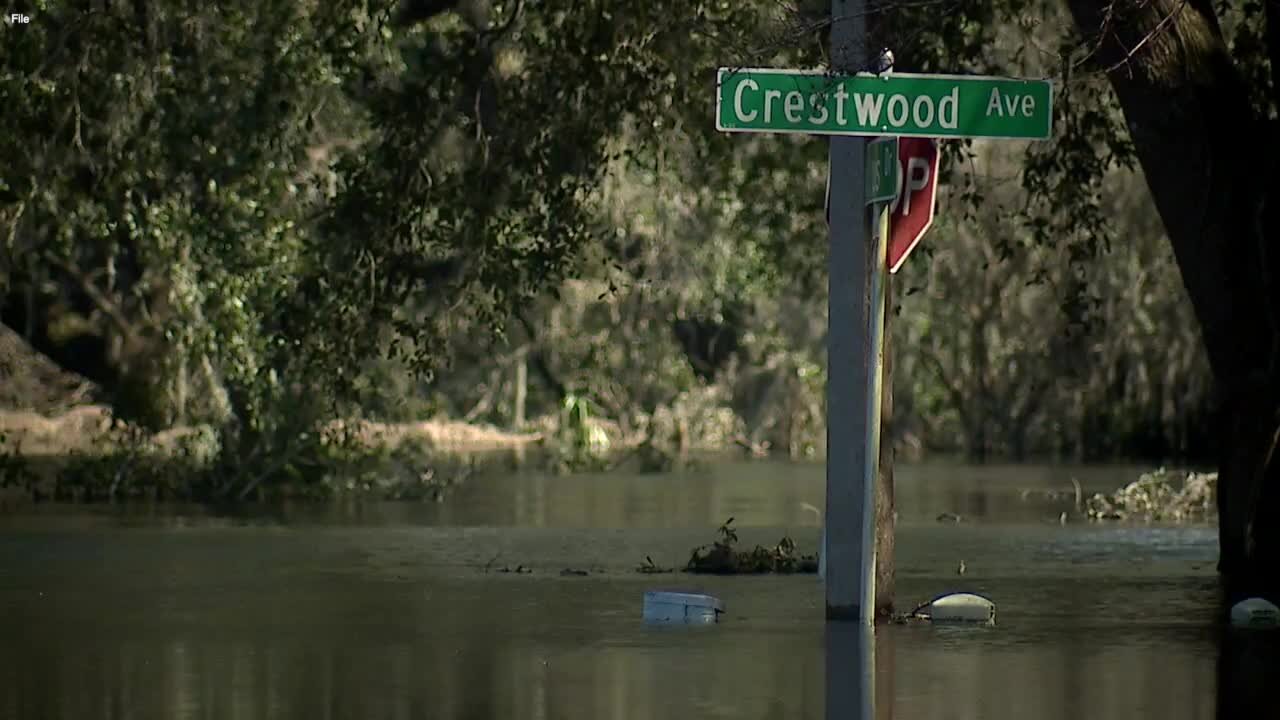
[
  {"x1": 1086, "y1": 468, "x2": 1216, "y2": 522},
  {"x1": 682, "y1": 518, "x2": 818, "y2": 574}
]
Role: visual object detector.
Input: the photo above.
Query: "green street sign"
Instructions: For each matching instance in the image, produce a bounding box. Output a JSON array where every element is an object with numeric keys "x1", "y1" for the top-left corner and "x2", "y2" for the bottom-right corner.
[
  {"x1": 866, "y1": 137, "x2": 897, "y2": 205},
  {"x1": 716, "y1": 68, "x2": 1053, "y2": 140}
]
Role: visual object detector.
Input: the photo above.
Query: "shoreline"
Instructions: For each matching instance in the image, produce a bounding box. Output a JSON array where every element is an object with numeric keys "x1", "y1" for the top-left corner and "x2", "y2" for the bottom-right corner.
[
  {"x1": 0, "y1": 406, "x2": 547, "y2": 458},
  {"x1": 1, "y1": 408, "x2": 1220, "y2": 523}
]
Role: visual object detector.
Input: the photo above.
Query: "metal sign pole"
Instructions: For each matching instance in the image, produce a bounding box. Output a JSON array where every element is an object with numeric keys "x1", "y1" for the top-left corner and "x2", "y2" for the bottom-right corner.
[{"x1": 824, "y1": 0, "x2": 876, "y2": 623}]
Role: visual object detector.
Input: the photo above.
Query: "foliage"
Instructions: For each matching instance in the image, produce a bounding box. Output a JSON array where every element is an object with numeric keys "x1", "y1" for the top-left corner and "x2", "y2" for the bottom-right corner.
[
  {"x1": 893, "y1": 146, "x2": 1213, "y2": 461},
  {"x1": 551, "y1": 392, "x2": 611, "y2": 472},
  {"x1": 683, "y1": 517, "x2": 819, "y2": 574},
  {"x1": 4, "y1": 0, "x2": 1270, "y2": 495},
  {"x1": 1087, "y1": 468, "x2": 1217, "y2": 523}
]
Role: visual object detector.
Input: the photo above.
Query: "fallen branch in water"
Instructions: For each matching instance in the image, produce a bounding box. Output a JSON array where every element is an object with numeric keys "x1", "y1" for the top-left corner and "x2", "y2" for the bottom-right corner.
[{"x1": 680, "y1": 517, "x2": 818, "y2": 574}]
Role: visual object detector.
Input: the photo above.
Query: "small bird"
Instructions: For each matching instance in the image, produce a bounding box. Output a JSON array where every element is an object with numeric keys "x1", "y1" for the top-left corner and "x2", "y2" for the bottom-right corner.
[
  {"x1": 956, "y1": 560, "x2": 967, "y2": 576},
  {"x1": 869, "y1": 48, "x2": 895, "y2": 75}
]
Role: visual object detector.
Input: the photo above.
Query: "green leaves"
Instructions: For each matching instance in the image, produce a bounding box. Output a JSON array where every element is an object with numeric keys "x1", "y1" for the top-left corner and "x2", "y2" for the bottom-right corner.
[{"x1": 0, "y1": 0, "x2": 1242, "y2": 475}]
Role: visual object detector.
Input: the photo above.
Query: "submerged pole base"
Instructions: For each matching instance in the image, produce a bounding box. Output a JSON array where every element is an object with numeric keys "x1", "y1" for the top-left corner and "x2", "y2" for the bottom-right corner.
[{"x1": 826, "y1": 604, "x2": 874, "y2": 623}]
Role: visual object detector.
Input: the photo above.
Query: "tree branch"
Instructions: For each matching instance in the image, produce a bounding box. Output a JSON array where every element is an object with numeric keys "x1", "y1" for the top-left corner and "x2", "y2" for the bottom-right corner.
[
  {"x1": 483, "y1": 0, "x2": 523, "y2": 41},
  {"x1": 392, "y1": 0, "x2": 461, "y2": 28},
  {"x1": 1098, "y1": 2, "x2": 1188, "y2": 77},
  {"x1": 513, "y1": 307, "x2": 568, "y2": 400},
  {"x1": 917, "y1": 344, "x2": 971, "y2": 433},
  {"x1": 41, "y1": 251, "x2": 137, "y2": 342}
]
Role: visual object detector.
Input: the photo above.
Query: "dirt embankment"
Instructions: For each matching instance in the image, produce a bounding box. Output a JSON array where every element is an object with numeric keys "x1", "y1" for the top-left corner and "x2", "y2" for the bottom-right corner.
[
  {"x1": 0, "y1": 407, "x2": 546, "y2": 458},
  {"x1": 0, "y1": 324, "x2": 99, "y2": 415},
  {"x1": 1, "y1": 324, "x2": 544, "y2": 458}
]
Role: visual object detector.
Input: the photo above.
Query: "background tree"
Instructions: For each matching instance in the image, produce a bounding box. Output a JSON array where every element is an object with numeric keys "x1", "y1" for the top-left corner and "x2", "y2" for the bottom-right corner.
[
  {"x1": 1, "y1": 0, "x2": 1267, "y2": 599},
  {"x1": 1055, "y1": 1, "x2": 1279, "y2": 599}
]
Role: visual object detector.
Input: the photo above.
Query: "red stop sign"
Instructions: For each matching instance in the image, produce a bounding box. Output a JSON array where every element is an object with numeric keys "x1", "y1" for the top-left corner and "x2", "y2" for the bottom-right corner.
[{"x1": 887, "y1": 138, "x2": 940, "y2": 274}]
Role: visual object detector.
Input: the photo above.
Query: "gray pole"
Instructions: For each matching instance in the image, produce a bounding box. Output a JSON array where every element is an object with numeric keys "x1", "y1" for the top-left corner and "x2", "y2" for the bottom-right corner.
[{"x1": 825, "y1": 0, "x2": 874, "y2": 622}]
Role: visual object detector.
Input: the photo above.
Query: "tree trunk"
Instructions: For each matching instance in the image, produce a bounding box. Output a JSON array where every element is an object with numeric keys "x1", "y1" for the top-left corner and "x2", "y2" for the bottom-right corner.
[
  {"x1": 1065, "y1": 0, "x2": 1280, "y2": 600},
  {"x1": 1218, "y1": 383, "x2": 1280, "y2": 599},
  {"x1": 1217, "y1": 623, "x2": 1280, "y2": 715},
  {"x1": 876, "y1": 272, "x2": 896, "y2": 619},
  {"x1": 512, "y1": 345, "x2": 528, "y2": 429}
]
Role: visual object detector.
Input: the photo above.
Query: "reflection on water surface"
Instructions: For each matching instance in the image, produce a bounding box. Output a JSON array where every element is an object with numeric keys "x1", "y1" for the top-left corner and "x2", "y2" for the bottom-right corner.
[{"x1": 1, "y1": 462, "x2": 1272, "y2": 719}]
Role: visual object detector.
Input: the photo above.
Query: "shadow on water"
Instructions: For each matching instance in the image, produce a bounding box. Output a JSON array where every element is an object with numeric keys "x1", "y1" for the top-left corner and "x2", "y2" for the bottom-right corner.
[
  {"x1": 823, "y1": 620, "x2": 1280, "y2": 720},
  {"x1": 1216, "y1": 624, "x2": 1280, "y2": 718},
  {"x1": 825, "y1": 623, "x2": 880, "y2": 720}
]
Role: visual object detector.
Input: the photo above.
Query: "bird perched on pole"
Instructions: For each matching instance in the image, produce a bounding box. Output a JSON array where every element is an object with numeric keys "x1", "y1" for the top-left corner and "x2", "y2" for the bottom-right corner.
[{"x1": 867, "y1": 48, "x2": 895, "y2": 75}]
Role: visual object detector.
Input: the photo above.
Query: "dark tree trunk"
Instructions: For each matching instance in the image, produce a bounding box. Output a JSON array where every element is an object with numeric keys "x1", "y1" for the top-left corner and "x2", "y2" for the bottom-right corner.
[
  {"x1": 1065, "y1": 0, "x2": 1280, "y2": 600},
  {"x1": 1216, "y1": 625, "x2": 1280, "y2": 716}
]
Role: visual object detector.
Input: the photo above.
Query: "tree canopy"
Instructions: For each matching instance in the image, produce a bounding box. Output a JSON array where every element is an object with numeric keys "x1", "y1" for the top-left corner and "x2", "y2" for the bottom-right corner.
[{"x1": 2, "y1": 2, "x2": 1276, "y2": 592}]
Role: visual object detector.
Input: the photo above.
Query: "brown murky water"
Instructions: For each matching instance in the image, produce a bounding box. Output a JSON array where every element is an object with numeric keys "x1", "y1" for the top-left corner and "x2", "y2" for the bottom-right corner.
[{"x1": 0, "y1": 461, "x2": 1275, "y2": 719}]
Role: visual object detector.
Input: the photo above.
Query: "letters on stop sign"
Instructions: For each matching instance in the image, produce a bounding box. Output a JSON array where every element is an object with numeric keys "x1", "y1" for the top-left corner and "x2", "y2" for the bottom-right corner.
[
  {"x1": 886, "y1": 138, "x2": 940, "y2": 273},
  {"x1": 891, "y1": 156, "x2": 931, "y2": 216}
]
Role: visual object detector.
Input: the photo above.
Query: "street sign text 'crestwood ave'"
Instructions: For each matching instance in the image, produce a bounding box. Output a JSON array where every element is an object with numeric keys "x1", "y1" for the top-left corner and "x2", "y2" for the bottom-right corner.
[{"x1": 716, "y1": 68, "x2": 1053, "y2": 140}]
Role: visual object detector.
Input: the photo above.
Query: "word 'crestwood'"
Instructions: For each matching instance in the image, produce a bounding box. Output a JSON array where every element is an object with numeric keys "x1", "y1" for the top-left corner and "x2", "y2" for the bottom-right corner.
[{"x1": 716, "y1": 69, "x2": 1052, "y2": 140}]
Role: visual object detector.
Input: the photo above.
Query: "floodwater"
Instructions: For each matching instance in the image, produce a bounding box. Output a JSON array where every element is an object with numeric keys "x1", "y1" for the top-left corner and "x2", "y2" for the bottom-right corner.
[{"x1": 0, "y1": 461, "x2": 1276, "y2": 719}]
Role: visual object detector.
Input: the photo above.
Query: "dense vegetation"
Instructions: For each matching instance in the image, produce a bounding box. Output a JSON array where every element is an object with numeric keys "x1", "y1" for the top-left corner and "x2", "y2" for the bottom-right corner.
[{"x1": 2, "y1": 1, "x2": 1277, "y2": 593}]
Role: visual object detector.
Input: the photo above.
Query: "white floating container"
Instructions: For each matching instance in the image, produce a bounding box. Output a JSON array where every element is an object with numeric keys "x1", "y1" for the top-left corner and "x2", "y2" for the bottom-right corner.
[
  {"x1": 643, "y1": 591, "x2": 723, "y2": 624},
  {"x1": 1229, "y1": 598, "x2": 1280, "y2": 629},
  {"x1": 927, "y1": 592, "x2": 996, "y2": 625}
]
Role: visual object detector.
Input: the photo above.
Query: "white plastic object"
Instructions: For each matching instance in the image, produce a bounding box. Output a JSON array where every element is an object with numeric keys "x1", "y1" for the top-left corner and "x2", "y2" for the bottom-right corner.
[
  {"x1": 927, "y1": 592, "x2": 996, "y2": 624},
  {"x1": 643, "y1": 591, "x2": 723, "y2": 624},
  {"x1": 1229, "y1": 598, "x2": 1279, "y2": 629}
]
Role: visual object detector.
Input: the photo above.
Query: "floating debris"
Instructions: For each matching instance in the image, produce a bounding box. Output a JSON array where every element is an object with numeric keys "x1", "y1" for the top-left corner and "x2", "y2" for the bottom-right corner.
[
  {"x1": 936, "y1": 512, "x2": 963, "y2": 523},
  {"x1": 897, "y1": 592, "x2": 996, "y2": 625},
  {"x1": 1229, "y1": 598, "x2": 1279, "y2": 630},
  {"x1": 642, "y1": 591, "x2": 723, "y2": 624},
  {"x1": 683, "y1": 518, "x2": 818, "y2": 574},
  {"x1": 896, "y1": 589, "x2": 993, "y2": 622},
  {"x1": 929, "y1": 592, "x2": 996, "y2": 624},
  {"x1": 559, "y1": 568, "x2": 589, "y2": 577},
  {"x1": 637, "y1": 556, "x2": 675, "y2": 574},
  {"x1": 1087, "y1": 468, "x2": 1215, "y2": 522}
]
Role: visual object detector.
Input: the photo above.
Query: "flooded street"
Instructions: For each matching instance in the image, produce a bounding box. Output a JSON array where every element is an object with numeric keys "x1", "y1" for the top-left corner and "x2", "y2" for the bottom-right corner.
[{"x1": 0, "y1": 461, "x2": 1273, "y2": 719}]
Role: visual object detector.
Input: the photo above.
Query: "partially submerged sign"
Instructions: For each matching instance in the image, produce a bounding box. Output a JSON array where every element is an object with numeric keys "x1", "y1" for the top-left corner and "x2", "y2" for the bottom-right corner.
[{"x1": 716, "y1": 68, "x2": 1053, "y2": 140}]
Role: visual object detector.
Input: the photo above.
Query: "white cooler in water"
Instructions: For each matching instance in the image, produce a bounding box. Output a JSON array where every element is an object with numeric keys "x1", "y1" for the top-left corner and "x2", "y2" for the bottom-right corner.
[
  {"x1": 642, "y1": 591, "x2": 723, "y2": 624},
  {"x1": 1230, "y1": 598, "x2": 1279, "y2": 629},
  {"x1": 927, "y1": 592, "x2": 997, "y2": 624}
]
